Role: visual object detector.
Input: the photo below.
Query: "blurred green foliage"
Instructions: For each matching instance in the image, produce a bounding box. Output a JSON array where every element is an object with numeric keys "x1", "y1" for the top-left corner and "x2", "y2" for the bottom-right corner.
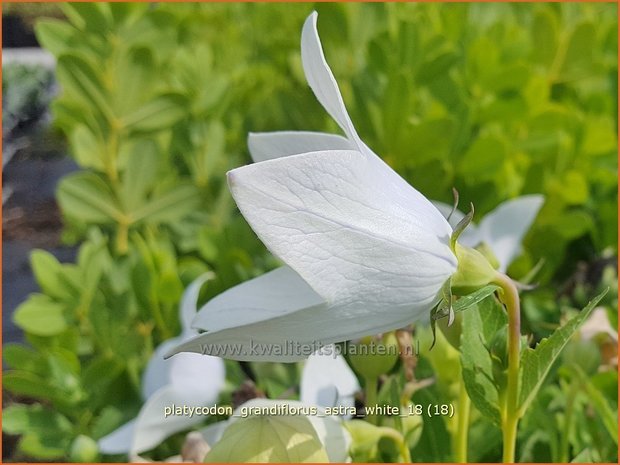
[{"x1": 2, "y1": 2, "x2": 617, "y2": 463}]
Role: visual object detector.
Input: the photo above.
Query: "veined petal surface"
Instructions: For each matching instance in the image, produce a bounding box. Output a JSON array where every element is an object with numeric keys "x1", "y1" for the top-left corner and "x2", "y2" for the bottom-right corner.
[{"x1": 228, "y1": 149, "x2": 456, "y2": 307}]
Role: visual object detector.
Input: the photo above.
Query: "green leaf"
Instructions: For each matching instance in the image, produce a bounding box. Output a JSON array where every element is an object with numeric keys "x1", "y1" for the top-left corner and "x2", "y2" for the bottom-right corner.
[
  {"x1": 2, "y1": 344, "x2": 45, "y2": 373},
  {"x1": 30, "y1": 250, "x2": 73, "y2": 301},
  {"x1": 18, "y1": 431, "x2": 70, "y2": 460},
  {"x1": 560, "y1": 22, "x2": 596, "y2": 79},
  {"x1": 416, "y1": 50, "x2": 459, "y2": 85},
  {"x1": 552, "y1": 210, "x2": 594, "y2": 240},
  {"x1": 204, "y1": 414, "x2": 329, "y2": 462},
  {"x1": 62, "y1": 2, "x2": 112, "y2": 34},
  {"x1": 108, "y1": 2, "x2": 149, "y2": 27},
  {"x1": 113, "y1": 46, "x2": 156, "y2": 116},
  {"x1": 453, "y1": 284, "x2": 501, "y2": 314},
  {"x1": 3, "y1": 371, "x2": 60, "y2": 402},
  {"x1": 458, "y1": 135, "x2": 506, "y2": 181},
  {"x1": 3, "y1": 404, "x2": 73, "y2": 436},
  {"x1": 411, "y1": 387, "x2": 451, "y2": 462},
  {"x1": 69, "y1": 124, "x2": 105, "y2": 170},
  {"x1": 34, "y1": 19, "x2": 77, "y2": 57},
  {"x1": 571, "y1": 365, "x2": 618, "y2": 444},
  {"x1": 130, "y1": 182, "x2": 202, "y2": 224},
  {"x1": 121, "y1": 93, "x2": 187, "y2": 133},
  {"x1": 518, "y1": 289, "x2": 608, "y2": 414},
  {"x1": 120, "y1": 139, "x2": 160, "y2": 212},
  {"x1": 531, "y1": 9, "x2": 558, "y2": 68},
  {"x1": 549, "y1": 170, "x2": 589, "y2": 206},
  {"x1": 382, "y1": 73, "x2": 410, "y2": 151},
  {"x1": 58, "y1": 172, "x2": 123, "y2": 224},
  {"x1": 56, "y1": 54, "x2": 113, "y2": 121},
  {"x1": 406, "y1": 118, "x2": 455, "y2": 165},
  {"x1": 460, "y1": 296, "x2": 507, "y2": 426},
  {"x1": 485, "y1": 64, "x2": 530, "y2": 93},
  {"x1": 13, "y1": 294, "x2": 68, "y2": 336},
  {"x1": 571, "y1": 448, "x2": 595, "y2": 463},
  {"x1": 582, "y1": 116, "x2": 618, "y2": 157}
]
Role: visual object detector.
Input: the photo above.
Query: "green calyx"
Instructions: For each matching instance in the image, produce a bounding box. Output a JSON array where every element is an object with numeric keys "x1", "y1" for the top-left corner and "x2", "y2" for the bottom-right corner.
[
  {"x1": 448, "y1": 201, "x2": 497, "y2": 291},
  {"x1": 348, "y1": 332, "x2": 400, "y2": 379},
  {"x1": 451, "y1": 243, "x2": 498, "y2": 293},
  {"x1": 475, "y1": 241, "x2": 500, "y2": 270}
]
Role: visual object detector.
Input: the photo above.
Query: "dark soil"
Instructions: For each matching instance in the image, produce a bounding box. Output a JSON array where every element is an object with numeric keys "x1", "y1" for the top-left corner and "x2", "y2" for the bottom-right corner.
[{"x1": 2, "y1": 132, "x2": 78, "y2": 345}]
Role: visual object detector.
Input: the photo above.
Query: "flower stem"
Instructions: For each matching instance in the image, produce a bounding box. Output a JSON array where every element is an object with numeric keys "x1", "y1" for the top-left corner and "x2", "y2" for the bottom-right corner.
[
  {"x1": 364, "y1": 375, "x2": 379, "y2": 425},
  {"x1": 455, "y1": 377, "x2": 471, "y2": 463},
  {"x1": 493, "y1": 272, "x2": 521, "y2": 463},
  {"x1": 380, "y1": 428, "x2": 411, "y2": 462}
]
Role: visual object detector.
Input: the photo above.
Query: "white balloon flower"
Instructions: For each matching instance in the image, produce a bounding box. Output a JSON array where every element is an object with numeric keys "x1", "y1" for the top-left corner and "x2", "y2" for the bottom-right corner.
[
  {"x1": 300, "y1": 346, "x2": 360, "y2": 414},
  {"x1": 201, "y1": 398, "x2": 351, "y2": 463},
  {"x1": 99, "y1": 275, "x2": 226, "y2": 458},
  {"x1": 167, "y1": 12, "x2": 459, "y2": 362},
  {"x1": 433, "y1": 195, "x2": 544, "y2": 272}
]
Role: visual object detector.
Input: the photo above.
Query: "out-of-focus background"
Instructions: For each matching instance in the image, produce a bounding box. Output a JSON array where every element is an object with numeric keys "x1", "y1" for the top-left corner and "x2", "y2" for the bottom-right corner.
[{"x1": 2, "y1": 3, "x2": 617, "y2": 463}]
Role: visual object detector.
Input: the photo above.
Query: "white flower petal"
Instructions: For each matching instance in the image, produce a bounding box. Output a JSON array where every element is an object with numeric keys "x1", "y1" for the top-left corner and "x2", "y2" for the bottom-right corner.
[
  {"x1": 191, "y1": 266, "x2": 325, "y2": 333},
  {"x1": 130, "y1": 385, "x2": 218, "y2": 455},
  {"x1": 142, "y1": 273, "x2": 216, "y2": 399},
  {"x1": 143, "y1": 335, "x2": 225, "y2": 400},
  {"x1": 169, "y1": 351, "x2": 226, "y2": 398},
  {"x1": 98, "y1": 419, "x2": 137, "y2": 455},
  {"x1": 477, "y1": 195, "x2": 544, "y2": 271},
  {"x1": 168, "y1": 298, "x2": 426, "y2": 362},
  {"x1": 248, "y1": 131, "x2": 354, "y2": 163},
  {"x1": 105, "y1": 354, "x2": 224, "y2": 456},
  {"x1": 227, "y1": 149, "x2": 456, "y2": 308},
  {"x1": 432, "y1": 201, "x2": 480, "y2": 247},
  {"x1": 307, "y1": 414, "x2": 352, "y2": 463},
  {"x1": 180, "y1": 273, "x2": 214, "y2": 334},
  {"x1": 199, "y1": 421, "x2": 228, "y2": 447},
  {"x1": 166, "y1": 149, "x2": 457, "y2": 361},
  {"x1": 141, "y1": 338, "x2": 181, "y2": 400},
  {"x1": 301, "y1": 12, "x2": 361, "y2": 147},
  {"x1": 301, "y1": 347, "x2": 359, "y2": 411}
]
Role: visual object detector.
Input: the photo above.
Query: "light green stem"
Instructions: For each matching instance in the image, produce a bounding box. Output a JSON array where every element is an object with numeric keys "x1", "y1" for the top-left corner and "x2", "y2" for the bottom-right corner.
[
  {"x1": 365, "y1": 375, "x2": 379, "y2": 425},
  {"x1": 493, "y1": 272, "x2": 521, "y2": 463},
  {"x1": 559, "y1": 381, "x2": 578, "y2": 462},
  {"x1": 381, "y1": 428, "x2": 412, "y2": 463},
  {"x1": 455, "y1": 377, "x2": 471, "y2": 463}
]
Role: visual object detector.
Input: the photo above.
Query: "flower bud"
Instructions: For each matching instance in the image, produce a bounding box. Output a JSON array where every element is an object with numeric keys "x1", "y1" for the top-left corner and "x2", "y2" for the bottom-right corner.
[
  {"x1": 346, "y1": 420, "x2": 410, "y2": 462},
  {"x1": 69, "y1": 435, "x2": 99, "y2": 463},
  {"x1": 348, "y1": 332, "x2": 400, "y2": 380},
  {"x1": 205, "y1": 414, "x2": 329, "y2": 462}
]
